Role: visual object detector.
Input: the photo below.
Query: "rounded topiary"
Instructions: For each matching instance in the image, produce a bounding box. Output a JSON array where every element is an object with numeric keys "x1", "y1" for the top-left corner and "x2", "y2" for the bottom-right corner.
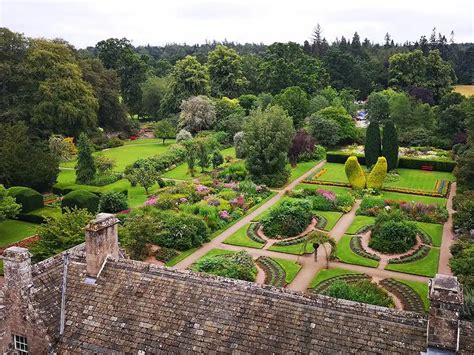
[
  {"x1": 261, "y1": 199, "x2": 312, "y2": 239},
  {"x1": 344, "y1": 156, "x2": 366, "y2": 189},
  {"x1": 98, "y1": 191, "x2": 128, "y2": 213},
  {"x1": 8, "y1": 186, "x2": 44, "y2": 213},
  {"x1": 61, "y1": 190, "x2": 99, "y2": 213},
  {"x1": 367, "y1": 157, "x2": 388, "y2": 190},
  {"x1": 369, "y1": 214, "x2": 418, "y2": 254}
]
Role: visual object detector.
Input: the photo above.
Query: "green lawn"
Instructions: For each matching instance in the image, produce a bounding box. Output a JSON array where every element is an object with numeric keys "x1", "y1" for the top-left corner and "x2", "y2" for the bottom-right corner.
[
  {"x1": 162, "y1": 147, "x2": 237, "y2": 181},
  {"x1": 295, "y1": 183, "x2": 352, "y2": 195},
  {"x1": 27, "y1": 206, "x2": 62, "y2": 220},
  {"x1": 165, "y1": 247, "x2": 199, "y2": 267},
  {"x1": 396, "y1": 279, "x2": 430, "y2": 311},
  {"x1": 0, "y1": 219, "x2": 37, "y2": 247},
  {"x1": 314, "y1": 211, "x2": 343, "y2": 231},
  {"x1": 346, "y1": 216, "x2": 375, "y2": 234},
  {"x1": 385, "y1": 248, "x2": 440, "y2": 277},
  {"x1": 223, "y1": 225, "x2": 265, "y2": 249},
  {"x1": 194, "y1": 248, "x2": 235, "y2": 261},
  {"x1": 309, "y1": 267, "x2": 362, "y2": 289},
  {"x1": 270, "y1": 257, "x2": 302, "y2": 284},
  {"x1": 384, "y1": 169, "x2": 455, "y2": 192},
  {"x1": 379, "y1": 191, "x2": 447, "y2": 206},
  {"x1": 268, "y1": 241, "x2": 314, "y2": 255},
  {"x1": 313, "y1": 163, "x2": 348, "y2": 182},
  {"x1": 336, "y1": 235, "x2": 379, "y2": 268},
  {"x1": 61, "y1": 139, "x2": 175, "y2": 172},
  {"x1": 252, "y1": 197, "x2": 300, "y2": 221},
  {"x1": 288, "y1": 161, "x2": 320, "y2": 183},
  {"x1": 416, "y1": 222, "x2": 443, "y2": 247}
]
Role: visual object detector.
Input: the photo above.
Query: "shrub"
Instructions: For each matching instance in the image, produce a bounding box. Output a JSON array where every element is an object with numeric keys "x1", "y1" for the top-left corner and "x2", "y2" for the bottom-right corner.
[
  {"x1": 75, "y1": 133, "x2": 96, "y2": 184},
  {"x1": 369, "y1": 213, "x2": 418, "y2": 253},
  {"x1": 326, "y1": 280, "x2": 393, "y2": 307},
  {"x1": 307, "y1": 194, "x2": 335, "y2": 211},
  {"x1": 154, "y1": 247, "x2": 179, "y2": 262},
  {"x1": 61, "y1": 190, "x2": 99, "y2": 213},
  {"x1": 233, "y1": 131, "x2": 245, "y2": 158},
  {"x1": 298, "y1": 144, "x2": 326, "y2": 162},
  {"x1": 261, "y1": 199, "x2": 312, "y2": 238},
  {"x1": 357, "y1": 196, "x2": 385, "y2": 216},
  {"x1": 95, "y1": 156, "x2": 116, "y2": 175},
  {"x1": 0, "y1": 185, "x2": 21, "y2": 221},
  {"x1": 335, "y1": 193, "x2": 355, "y2": 212},
  {"x1": 193, "y1": 250, "x2": 257, "y2": 281},
  {"x1": 176, "y1": 129, "x2": 192, "y2": 143},
  {"x1": 98, "y1": 191, "x2": 128, "y2": 213},
  {"x1": 8, "y1": 186, "x2": 44, "y2": 213},
  {"x1": 367, "y1": 157, "x2": 387, "y2": 190},
  {"x1": 218, "y1": 162, "x2": 247, "y2": 181},
  {"x1": 365, "y1": 121, "x2": 381, "y2": 168},
  {"x1": 345, "y1": 156, "x2": 366, "y2": 189}
]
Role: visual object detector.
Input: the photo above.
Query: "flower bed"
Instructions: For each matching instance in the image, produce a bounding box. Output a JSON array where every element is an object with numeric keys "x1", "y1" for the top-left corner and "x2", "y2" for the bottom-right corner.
[
  {"x1": 302, "y1": 179, "x2": 352, "y2": 188},
  {"x1": 311, "y1": 274, "x2": 370, "y2": 294},
  {"x1": 309, "y1": 168, "x2": 327, "y2": 180},
  {"x1": 388, "y1": 245, "x2": 431, "y2": 264},
  {"x1": 273, "y1": 235, "x2": 308, "y2": 247},
  {"x1": 247, "y1": 223, "x2": 266, "y2": 244},
  {"x1": 350, "y1": 236, "x2": 381, "y2": 261},
  {"x1": 434, "y1": 179, "x2": 449, "y2": 196},
  {"x1": 380, "y1": 278, "x2": 426, "y2": 313},
  {"x1": 256, "y1": 256, "x2": 286, "y2": 287}
]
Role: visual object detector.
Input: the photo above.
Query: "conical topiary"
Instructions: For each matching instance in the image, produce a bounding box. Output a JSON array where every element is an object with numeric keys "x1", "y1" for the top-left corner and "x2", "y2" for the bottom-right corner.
[
  {"x1": 345, "y1": 156, "x2": 366, "y2": 189},
  {"x1": 367, "y1": 156, "x2": 388, "y2": 190}
]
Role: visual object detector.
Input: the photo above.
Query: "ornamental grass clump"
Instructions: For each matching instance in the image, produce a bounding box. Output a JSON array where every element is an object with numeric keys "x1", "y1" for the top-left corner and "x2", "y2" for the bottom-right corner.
[{"x1": 344, "y1": 156, "x2": 366, "y2": 189}]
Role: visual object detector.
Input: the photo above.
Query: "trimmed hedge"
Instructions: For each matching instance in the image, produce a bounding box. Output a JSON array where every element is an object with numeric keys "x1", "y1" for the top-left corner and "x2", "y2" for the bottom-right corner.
[
  {"x1": 8, "y1": 186, "x2": 44, "y2": 213},
  {"x1": 53, "y1": 184, "x2": 128, "y2": 198},
  {"x1": 327, "y1": 152, "x2": 455, "y2": 172},
  {"x1": 344, "y1": 156, "x2": 366, "y2": 189},
  {"x1": 367, "y1": 157, "x2": 387, "y2": 190},
  {"x1": 61, "y1": 190, "x2": 100, "y2": 213}
]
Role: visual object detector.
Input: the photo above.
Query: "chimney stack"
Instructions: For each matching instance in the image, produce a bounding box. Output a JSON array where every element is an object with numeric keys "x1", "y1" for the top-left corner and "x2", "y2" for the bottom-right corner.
[
  {"x1": 427, "y1": 274, "x2": 464, "y2": 352},
  {"x1": 2, "y1": 247, "x2": 32, "y2": 290},
  {"x1": 85, "y1": 213, "x2": 119, "y2": 279}
]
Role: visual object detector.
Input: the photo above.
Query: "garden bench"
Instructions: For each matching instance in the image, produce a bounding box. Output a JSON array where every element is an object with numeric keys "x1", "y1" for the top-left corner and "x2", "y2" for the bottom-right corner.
[{"x1": 421, "y1": 165, "x2": 433, "y2": 171}]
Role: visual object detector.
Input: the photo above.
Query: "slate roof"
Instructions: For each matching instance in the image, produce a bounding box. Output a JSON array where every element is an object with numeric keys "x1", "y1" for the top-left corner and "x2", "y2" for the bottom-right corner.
[{"x1": 25, "y1": 252, "x2": 474, "y2": 354}]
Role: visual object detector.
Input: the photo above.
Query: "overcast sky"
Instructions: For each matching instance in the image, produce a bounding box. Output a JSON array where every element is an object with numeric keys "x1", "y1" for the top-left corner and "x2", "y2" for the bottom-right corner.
[{"x1": 1, "y1": 0, "x2": 473, "y2": 48}]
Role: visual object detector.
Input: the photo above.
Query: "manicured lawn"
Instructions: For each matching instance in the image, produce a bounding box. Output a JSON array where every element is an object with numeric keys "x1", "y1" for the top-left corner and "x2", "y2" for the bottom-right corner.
[
  {"x1": 385, "y1": 248, "x2": 440, "y2": 277},
  {"x1": 272, "y1": 257, "x2": 302, "y2": 284},
  {"x1": 346, "y1": 216, "x2": 375, "y2": 234},
  {"x1": 288, "y1": 161, "x2": 320, "y2": 183},
  {"x1": 336, "y1": 235, "x2": 379, "y2": 268},
  {"x1": 384, "y1": 169, "x2": 455, "y2": 192},
  {"x1": 162, "y1": 147, "x2": 237, "y2": 181},
  {"x1": 0, "y1": 219, "x2": 37, "y2": 247},
  {"x1": 195, "y1": 248, "x2": 235, "y2": 261},
  {"x1": 165, "y1": 247, "x2": 199, "y2": 267},
  {"x1": 27, "y1": 206, "x2": 62, "y2": 220},
  {"x1": 314, "y1": 211, "x2": 343, "y2": 231},
  {"x1": 61, "y1": 139, "x2": 175, "y2": 172},
  {"x1": 268, "y1": 241, "x2": 314, "y2": 255},
  {"x1": 396, "y1": 279, "x2": 430, "y2": 311},
  {"x1": 379, "y1": 191, "x2": 447, "y2": 206},
  {"x1": 223, "y1": 225, "x2": 265, "y2": 249},
  {"x1": 416, "y1": 222, "x2": 443, "y2": 247},
  {"x1": 313, "y1": 163, "x2": 348, "y2": 183},
  {"x1": 295, "y1": 183, "x2": 351, "y2": 195},
  {"x1": 309, "y1": 267, "x2": 362, "y2": 289}
]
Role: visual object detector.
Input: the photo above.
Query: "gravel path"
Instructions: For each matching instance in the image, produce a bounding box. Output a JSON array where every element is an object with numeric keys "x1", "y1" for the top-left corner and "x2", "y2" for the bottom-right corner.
[{"x1": 438, "y1": 182, "x2": 456, "y2": 276}]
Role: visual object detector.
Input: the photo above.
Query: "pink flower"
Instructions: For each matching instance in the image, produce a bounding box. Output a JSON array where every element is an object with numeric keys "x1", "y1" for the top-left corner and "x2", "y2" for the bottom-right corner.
[
  {"x1": 317, "y1": 189, "x2": 336, "y2": 202},
  {"x1": 230, "y1": 195, "x2": 245, "y2": 208},
  {"x1": 195, "y1": 184, "x2": 209, "y2": 192},
  {"x1": 219, "y1": 210, "x2": 231, "y2": 221},
  {"x1": 144, "y1": 197, "x2": 157, "y2": 206}
]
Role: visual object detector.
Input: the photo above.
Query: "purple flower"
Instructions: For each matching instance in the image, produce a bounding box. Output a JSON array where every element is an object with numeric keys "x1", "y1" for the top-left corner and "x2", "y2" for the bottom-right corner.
[
  {"x1": 317, "y1": 189, "x2": 336, "y2": 202},
  {"x1": 195, "y1": 184, "x2": 209, "y2": 192},
  {"x1": 144, "y1": 197, "x2": 157, "y2": 206},
  {"x1": 177, "y1": 197, "x2": 188, "y2": 204},
  {"x1": 219, "y1": 210, "x2": 231, "y2": 221},
  {"x1": 208, "y1": 199, "x2": 220, "y2": 206},
  {"x1": 224, "y1": 182, "x2": 239, "y2": 190}
]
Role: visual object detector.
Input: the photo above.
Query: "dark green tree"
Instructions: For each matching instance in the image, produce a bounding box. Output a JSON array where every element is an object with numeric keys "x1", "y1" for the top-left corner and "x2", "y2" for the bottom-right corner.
[
  {"x1": 154, "y1": 120, "x2": 176, "y2": 144},
  {"x1": 243, "y1": 106, "x2": 295, "y2": 186},
  {"x1": 272, "y1": 86, "x2": 310, "y2": 128},
  {"x1": 365, "y1": 122, "x2": 382, "y2": 168},
  {"x1": 367, "y1": 92, "x2": 390, "y2": 124},
  {"x1": 208, "y1": 45, "x2": 247, "y2": 97},
  {"x1": 75, "y1": 133, "x2": 96, "y2": 184},
  {"x1": 382, "y1": 121, "x2": 399, "y2": 171},
  {"x1": 212, "y1": 150, "x2": 224, "y2": 169}
]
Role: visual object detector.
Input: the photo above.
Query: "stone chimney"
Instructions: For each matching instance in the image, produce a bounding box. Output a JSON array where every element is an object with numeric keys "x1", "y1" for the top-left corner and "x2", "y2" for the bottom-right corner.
[
  {"x1": 85, "y1": 213, "x2": 119, "y2": 279},
  {"x1": 427, "y1": 274, "x2": 464, "y2": 352},
  {"x1": 2, "y1": 247, "x2": 33, "y2": 290}
]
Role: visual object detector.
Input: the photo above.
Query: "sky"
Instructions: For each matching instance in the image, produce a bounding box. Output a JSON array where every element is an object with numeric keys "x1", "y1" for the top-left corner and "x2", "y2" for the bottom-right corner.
[{"x1": 1, "y1": 0, "x2": 473, "y2": 48}]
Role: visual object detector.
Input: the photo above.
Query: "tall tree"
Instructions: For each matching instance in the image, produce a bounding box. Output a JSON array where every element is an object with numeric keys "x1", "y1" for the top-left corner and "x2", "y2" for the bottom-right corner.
[
  {"x1": 365, "y1": 122, "x2": 382, "y2": 168},
  {"x1": 75, "y1": 133, "x2": 96, "y2": 184},
  {"x1": 367, "y1": 92, "x2": 390, "y2": 123},
  {"x1": 207, "y1": 45, "x2": 247, "y2": 98},
  {"x1": 163, "y1": 56, "x2": 210, "y2": 113},
  {"x1": 243, "y1": 106, "x2": 295, "y2": 187},
  {"x1": 141, "y1": 75, "x2": 169, "y2": 118},
  {"x1": 272, "y1": 86, "x2": 310, "y2": 127},
  {"x1": 179, "y1": 96, "x2": 216, "y2": 133},
  {"x1": 382, "y1": 121, "x2": 399, "y2": 171}
]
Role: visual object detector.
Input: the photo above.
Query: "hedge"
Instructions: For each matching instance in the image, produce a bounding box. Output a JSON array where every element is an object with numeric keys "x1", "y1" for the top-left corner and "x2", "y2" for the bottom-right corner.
[
  {"x1": 61, "y1": 190, "x2": 100, "y2": 213},
  {"x1": 8, "y1": 186, "x2": 44, "y2": 213},
  {"x1": 367, "y1": 157, "x2": 387, "y2": 190},
  {"x1": 327, "y1": 152, "x2": 455, "y2": 172},
  {"x1": 52, "y1": 184, "x2": 128, "y2": 198}
]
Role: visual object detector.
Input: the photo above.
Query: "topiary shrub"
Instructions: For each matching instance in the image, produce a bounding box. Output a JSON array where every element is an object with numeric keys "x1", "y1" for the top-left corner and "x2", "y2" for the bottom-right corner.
[
  {"x1": 344, "y1": 156, "x2": 366, "y2": 189},
  {"x1": 369, "y1": 211, "x2": 418, "y2": 253},
  {"x1": 367, "y1": 157, "x2": 388, "y2": 190},
  {"x1": 261, "y1": 199, "x2": 312, "y2": 239},
  {"x1": 98, "y1": 191, "x2": 128, "y2": 213},
  {"x1": 61, "y1": 190, "x2": 99, "y2": 213},
  {"x1": 382, "y1": 120, "x2": 399, "y2": 171},
  {"x1": 365, "y1": 121, "x2": 382, "y2": 168},
  {"x1": 8, "y1": 186, "x2": 44, "y2": 213}
]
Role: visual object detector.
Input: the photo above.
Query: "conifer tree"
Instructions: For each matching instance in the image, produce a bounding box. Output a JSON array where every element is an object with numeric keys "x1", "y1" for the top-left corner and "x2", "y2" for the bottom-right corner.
[
  {"x1": 382, "y1": 121, "x2": 399, "y2": 171},
  {"x1": 365, "y1": 122, "x2": 382, "y2": 168},
  {"x1": 75, "y1": 133, "x2": 96, "y2": 184}
]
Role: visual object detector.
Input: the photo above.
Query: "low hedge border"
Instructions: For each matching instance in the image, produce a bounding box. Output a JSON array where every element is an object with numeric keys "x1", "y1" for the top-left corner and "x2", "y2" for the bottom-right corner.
[
  {"x1": 311, "y1": 274, "x2": 370, "y2": 294},
  {"x1": 53, "y1": 185, "x2": 128, "y2": 198},
  {"x1": 382, "y1": 186, "x2": 448, "y2": 198},
  {"x1": 380, "y1": 278, "x2": 426, "y2": 313},
  {"x1": 416, "y1": 230, "x2": 432, "y2": 245},
  {"x1": 355, "y1": 224, "x2": 373, "y2": 235},
  {"x1": 247, "y1": 223, "x2": 266, "y2": 244},
  {"x1": 350, "y1": 236, "x2": 381, "y2": 261},
  {"x1": 273, "y1": 235, "x2": 308, "y2": 246},
  {"x1": 326, "y1": 152, "x2": 455, "y2": 172},
  {"x1": 388, "y1": 245, "x2": 431, "y2": 264},
  {"x1": 16, "y1": 213, "x2": 46, "y2": 224},
  {"x1": 303, "y1": 180, "x2": 351, "y2": 188},
  {"x1": 315, "y1": 214, "x2": 328, "y2": 230},
  {"x1": 256, "y1": 256, "x2": 286, "y2": 287}
]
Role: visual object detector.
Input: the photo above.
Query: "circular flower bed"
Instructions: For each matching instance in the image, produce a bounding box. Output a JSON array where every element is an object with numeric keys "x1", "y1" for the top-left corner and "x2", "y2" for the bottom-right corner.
[
  {"x1": 369, "y1": 211, "x2": 418, "y2": 254},
  {"x1": 261, "y1": 200, "x2": 313, "y2": 239}
]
